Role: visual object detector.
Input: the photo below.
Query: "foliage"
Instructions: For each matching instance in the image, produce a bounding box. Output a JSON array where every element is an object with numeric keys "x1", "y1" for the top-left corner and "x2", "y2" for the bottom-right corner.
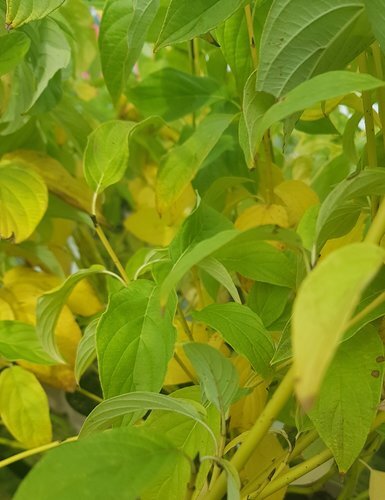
[{"x1": 1, "y1": 0, "x2": 385, "y2": 498}]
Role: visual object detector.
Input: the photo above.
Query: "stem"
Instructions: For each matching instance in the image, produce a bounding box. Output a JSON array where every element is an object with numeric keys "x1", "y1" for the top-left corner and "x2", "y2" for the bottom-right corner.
[
  {"x1": 289, "y1": 429, "x2": 319, "y2": 461},
  {"x1": 344, "y1": 291, "x2": 385, "y2": 331},
  {"x1": 0, "y1": 437, "x2": 78, "y2": 469},
  {"x1": 372, "y1": 43, "x2": 385, "y2": 153},
  {"x1": 244, "y1": 4, "x2": 258, "y2": 67},
  {"x1": 256, "y1": 448, "x2": 333, "y2": 499},
  {"x1": 206, "y1": 367, "x2": 295, "y2": 500},
  {"x1": 358, "y1": 52, "x2": 377, "y2": 169},
  {"x1": 363, "y1": 196, "x2": 385, "y2": 244},
  {"x1": 177, "y1": 303, "x2": 194, "y2": 341},
  {"x1": 77, "y1": 387, "x2": 103, "y2": 403},
  {"x1": 174, "y1": 353, "x2": 197, "y2": 383},
  {"x1": 93, "y1": 220, "x2": 129, "y2": 284}
]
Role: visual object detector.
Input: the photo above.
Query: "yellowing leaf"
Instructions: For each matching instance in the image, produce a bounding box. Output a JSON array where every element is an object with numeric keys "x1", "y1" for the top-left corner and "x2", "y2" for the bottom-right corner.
[
  {"x1": 3, "y1": 267, "x2": 60, "y2": 290},
  {"x1": 320, "y1": 213, "x2": 367, "y2": 260},
  {"x1": 240, "y1": 434, "x2": 288, "y2": 499},
  {"x1": 0, "y1": 366, "x2": 52, "y2": 448},
  {"x1": 229, "y1": 356, "x2": 268, "y2": 432},
  {"x1": 293, "y1": 243, "x2": 385, "y2": 409},
  {"x1": 67, "y1": 280, "x2": 103, "y2": 317},
  {"x1": 17, "y1": 361, "x2": 77, "y2": 392},
  {"x1": 370, "y1": 468, "x2": 385, "y2": 500},
  {"x1": 124, "y1": 207, "x2": 175, "y2": 246},
  {"x1": 274, "y1": 180, "x2": 319, "y2": 225},
  {"x1": 0, "y1": 297, "x2": 15, "y2": 320},
  {"x1": 301, "y1": 97, "x2": 343, "y2": 121},
  {"x1": 3, "y1": 151, "x2": 93, "y2": 214},
  {"x1": 235, "y1": 204, "x2": 289, "y2": 231},
  {"x1": 0, "y1": 162, "x2": 48, "y2": 243}
]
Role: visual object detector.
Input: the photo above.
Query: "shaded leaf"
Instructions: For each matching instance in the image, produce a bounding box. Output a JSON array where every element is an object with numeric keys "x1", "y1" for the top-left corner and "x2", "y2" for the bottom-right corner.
[{"x1": 0, "y1": 31, "x2": 30, "y2": 76}]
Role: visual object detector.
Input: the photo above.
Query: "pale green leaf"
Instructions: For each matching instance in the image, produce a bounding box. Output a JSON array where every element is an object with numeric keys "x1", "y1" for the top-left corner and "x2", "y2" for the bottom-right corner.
[
  {"x1": 193, "y1": 303, "x2": 274, "y2": 378},
  {"x1": 14, "y1": 428, "x2": 185, "y2": 500},
  {"x1": 156, "y1": 114, "x2": 234, "y2": 211},
  {"x1": 369, "y1": 468, "x2": 385, "y2": 500},
  {"x1": 6, "y1": 0, "x2": 65, "y2": 28},
  {"x1": 97, "y1": 280, "x2": 177, "y2": 397},
  {"x1": 0, "y1": 162, "x2": 48, "y2": 243},
  {"x1": 155, "y1": 0, "x2": 248, "y2": 49},
  {"x1": 249, "y1": 71, "x2": 385, "y2": 153},
  {"x1": 83, "y1": 120, "x2": 136, "y2": 195},
  {"x1": 292, "y1": 242, "x2": 385, "y2": 408},
  {"x1": 247, "y1": 282, "x2": 290, "y2": 328},
  {"x1": 309, "y1": 327, "x2": 384, "y2": 471},
  {"x1": 257, "y1": 0, "x2": 374, "y2": 97},
  {"x1": 0, "y1": 321, "x2": 54, "y2": 364},
  {"x1": 0, "y1": 31, "x2": 30, "y2": 76},
  {"x1": 36, "y1": 266, "x2": 106, "y2": 362},
  {"x1": 75, "y1": 317, "x2": 99, "y2": 383},
  {"x1": 80, "y1": 391, "x2": 212, "y2": 442},
  {"x1": 0, "y1": 366, "x2": 52, "y2": 448},
  {"x1": 184, "y1": 342, "x2": 241, "y2": 414},
  {"x1": 198, "y1": 257, "x2": 241, "y2": 304},
  {"x1": 127, "y1": 68, "x2": 222, "y2": 121},
  {"x1": 315, "y1": 168, "x2": 385, "y2": 250},
  {"x1": 100, "y1": 0, "x2": 160, "y2": 103}
]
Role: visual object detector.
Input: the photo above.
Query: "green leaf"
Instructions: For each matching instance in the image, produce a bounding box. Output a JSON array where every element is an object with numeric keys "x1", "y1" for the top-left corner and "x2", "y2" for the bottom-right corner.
[
  {"x1": 15, "y1": 428, "x2": 186, "y2": 500},
  {"x1": 80, "y1": 391, "x2": 213, "y2": 443},
  {"x1": 197, "y1": 257, "x2": 241, "y2": 303},
  {"x1": 183, "y1": 342, "x2": 241, "y2": 414},
  {"x1": 257, "y1": 0, "x2": 374, "y2": 97},
  {"x1": 249, "y1": 71, "x2": 385, "y2": 153},
  {"x1": 308, "y1": 327, "x2": 384, "y2": 472},
  {"x1": 5, "y1": 0, "x2": 65, "y2": 28},
  {"x1": 155, "y1": 0, "x2": 248, "y2": 49},
  {"x1": 0, "y1": 31, "x2": 30, "y2": 76},
  {"x1": 100, "y1": 0, "x2": 160, "y2": 103},
  {"x1": 247, "y1": 282, "x2": 290, "y2": 328},
  {"x1": 23, "y1": 18, "x2": 71, "y2": 110},
  {"x1": 203, "y1": 457, "x2": 241, "y2": 500},
  {"x1": 216, "y1": 9, "x2": 252, "y2": 94},
  {"x1": 156, "y1": 114, "x2": 234, "y2": 211},
  {"x1": 83, "y1": 120, "x2": 136, "y2": 195},
  {"x1": 315, "y1": 168, "x2": 385, "y2": 250},
  {"x1": 127, "y1": 68, "x2": 222, "y2": 121},
  {"x1": 0, "y1": 162, "x2": 48, "y2": 243},
  {"x1": 97, "y1": 280, "x2": 177, "y2": 397},
  {"x1": 193, "y1": 303, "x2": 274, "y2": 378},
  {"x1": 142, "y1": 387, "x2": 220, "y2": 500},
  {"x1": 75, "y1": 317, "x2": 99, "y2": 383},
  {"x1": 160, "y1": 229, "x2": 239, "y2": 306},
  {"x1": 292, "y1": 242, "x2": 385, "y2": 409},
  {"x1": 0, "y1": 366, "x2": 52, "y2": 448},
  {"x1": 0, "y1": 321, "x2": 54, "y2": 364},
  {"x1": 364, "y1": 0, "x2": 385, "y2": 52},
  {"x1": 36, "y1": 266, "x2": 106, "y2": 362}
]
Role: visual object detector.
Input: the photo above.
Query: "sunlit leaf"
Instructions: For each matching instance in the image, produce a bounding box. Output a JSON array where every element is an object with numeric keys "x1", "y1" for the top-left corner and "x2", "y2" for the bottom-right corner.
[
  {"x1": 0, "y1": 366, "x2": 52, "y2": 448},
  {"x1": 5, "y1": 0, "x2": 65, "y2": 28}
]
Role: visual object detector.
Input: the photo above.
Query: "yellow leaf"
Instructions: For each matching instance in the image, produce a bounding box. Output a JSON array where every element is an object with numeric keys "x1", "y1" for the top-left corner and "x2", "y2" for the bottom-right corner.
[
  {"x1": 3, "y1": 150, "x2": 94, "y2": 214},
  {"x1": 73, "y1": 80, "x2": 98, "y2": 101},
  {"x1": 124, "y1": 207, "x2": 175, "y2": 246},
  {"x1": 0, "y1": 296, "x2": 15, "y2": 320},
  {"x1": 17, "y1": 361, "x2": 77, "y2": 392},
  {"x1": 0, "y1": 162, "x2": 48, "y2": 243},
  {"x1": 274, "y1": 180, "x2": 319, "y2": 225},
  {"x1": 235, "y1": 203, "x2": 289, "y2": 231},
  {"x1": 3, "y1": 266, "x2": 60, "y2": 290},
  {"x1": 0, "y1": 366, "x2": 52, "y2": 448},
  {"x1": 301, "y1": 97, "x2": 343, "y2": 121},
  {"x1": 240, "y1": 434, "x2": 288, "y2": 499},
  {"x1": 229, "y1": 356, "x2": 268, "y2": 432},
  {"x1": 68, "y1": 279, "x2": 103, "y2": 317},
  {"x1": 320, "y1": 213, "x2": 367, "y2": 260},
  {"x1": 370, "y1": 468, "x2": 385, "y2": 500}
]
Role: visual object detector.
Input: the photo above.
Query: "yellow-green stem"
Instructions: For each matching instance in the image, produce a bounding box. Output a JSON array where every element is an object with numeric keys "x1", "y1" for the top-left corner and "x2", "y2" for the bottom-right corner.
[
  {"x1": 289, "y1": 429, "x2": 319, "y2": 461},
  {"x1": 244, "y1": 4, "x2": 258, "y2": 67},
  {"x1": 364, "y1": 196, "x2": 385, "y2": 244},
  {"x1": 372, "y1": 43, "x2": 385, "y2": 153},
  {"x1": 94, "y1": 223, "x2": 129, "y2": 284},
  {"x1": 77, "y1": 387, "x2": 103, "y2": 403},
  {"x1": 0, "y1": 437, "x2": 78, "y2": 470},
  {"x1": 174, "y1": 353, "x2": 198, "y2": 384},
  {"x1": 358, "y1": 52, "x2": 377, "y2": 169},
  {"x1": 177, "y1": 303, "x2": 194, "y2": 341},
  {"x1": 206, "y1": 367, "x2": 295, "y2": 500}
]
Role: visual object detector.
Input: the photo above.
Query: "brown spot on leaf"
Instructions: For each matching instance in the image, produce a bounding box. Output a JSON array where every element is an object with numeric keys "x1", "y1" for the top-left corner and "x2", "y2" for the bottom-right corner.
[
  {"x1": 371, "y1": 370, "x2": 380, "y2": 378},
  {"x1": 376, "y1": 356, "x2": 385, "y2": 363}
]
